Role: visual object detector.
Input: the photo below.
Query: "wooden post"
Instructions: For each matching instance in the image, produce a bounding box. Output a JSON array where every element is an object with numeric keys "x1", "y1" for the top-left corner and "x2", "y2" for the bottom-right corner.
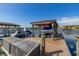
[
  {"x1": 32, "y1": 24, "x2": 34, "y2": 37},
  {"x1": 2, "y1": 26, "x2": 4, "y2": 36},
  {"x1": 7, "y1": 26, "x2": 10, "y2": 36},
  {"x1": 39, "y1": 26, "x2": 41, "y2": 37},
  {"x1": 53, "y1": 22, "x2": 58, "y2": 39},
  {"x1": 13, "y1": 26, "x2": 15, "y2": 33},
  {"x1": 9, "y1": 43, "x2": 11, "y2": 54},
  {"x1": 25, "y1": 28, "x2": 28, "y2": 37},
  {"x1": 15, "y1": 26, "x2": 17, "y2": 32},
  {"x1": 41, "y1": 33, "x2": 45, "y2": 56},
  {"x1": 4, "y1": 26, "x2": 6, "y2": 36}
]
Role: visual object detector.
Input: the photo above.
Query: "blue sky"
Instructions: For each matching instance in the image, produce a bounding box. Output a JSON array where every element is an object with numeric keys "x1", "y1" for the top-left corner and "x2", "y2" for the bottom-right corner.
[{"x1": 0, "y1": 3, "x2": 79, "y2": 27}]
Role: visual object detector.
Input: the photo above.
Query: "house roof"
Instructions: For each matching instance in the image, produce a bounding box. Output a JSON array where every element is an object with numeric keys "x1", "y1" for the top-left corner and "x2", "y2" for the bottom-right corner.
[
  {"x1": 31, "y1": 20, "x2": 58, "y2": 25},
  {"x1": 0, "y1": 22, "x2": 20, "y2": 26}
]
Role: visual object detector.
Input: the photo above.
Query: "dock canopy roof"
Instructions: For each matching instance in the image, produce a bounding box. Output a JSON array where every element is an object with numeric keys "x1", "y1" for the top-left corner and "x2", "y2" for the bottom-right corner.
[
  {"x1": 0, "y1": 22, "x2": 20, "y2": 26},
  {"x1": 31, "y1": 20, "x2": 58, "y2": 26}
]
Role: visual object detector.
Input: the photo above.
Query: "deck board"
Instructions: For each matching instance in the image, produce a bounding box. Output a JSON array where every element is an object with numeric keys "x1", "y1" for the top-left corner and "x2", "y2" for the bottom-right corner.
[
  {"x1": 27, "y1": 37, "x2": 71, "y2": 56},
  {"x1": 45, "y1": 38, "x2": 71, "y2": 56}
]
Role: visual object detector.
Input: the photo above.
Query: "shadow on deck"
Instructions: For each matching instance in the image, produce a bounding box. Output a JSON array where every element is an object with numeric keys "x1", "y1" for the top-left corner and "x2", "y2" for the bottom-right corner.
[{"x1": 44, "y1": 50, "x2": 63, "y2": 56}]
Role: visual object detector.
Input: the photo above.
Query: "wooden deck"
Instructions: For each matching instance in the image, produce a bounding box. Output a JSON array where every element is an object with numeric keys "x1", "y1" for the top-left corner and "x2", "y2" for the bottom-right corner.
[
  {"x1": 2, "y1": 37, "x2": 71, "y2": 56},
  {"x1": 27, "y1": 37, "x2": 71, "y2": 56}
]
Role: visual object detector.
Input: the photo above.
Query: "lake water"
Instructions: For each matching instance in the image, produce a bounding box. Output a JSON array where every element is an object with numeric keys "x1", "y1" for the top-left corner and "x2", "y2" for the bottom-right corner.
[{"x1": 62, "y1": 30, "x2": 77, "y2": 56}]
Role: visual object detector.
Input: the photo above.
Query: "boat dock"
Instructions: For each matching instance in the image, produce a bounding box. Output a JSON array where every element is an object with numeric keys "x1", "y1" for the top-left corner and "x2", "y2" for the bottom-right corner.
[
  {"x1": 0, "y1": 22, "x2": 20, "y2": 37},
  {"x1": 2, "y1": 36, "x2": 71, "y2": 56},
  {"x1": 1, "y1": 20, "x2": 71, "y2": 56},
  {"x1": 28, "y1": 37, "x2": 71, "y2": 56}
]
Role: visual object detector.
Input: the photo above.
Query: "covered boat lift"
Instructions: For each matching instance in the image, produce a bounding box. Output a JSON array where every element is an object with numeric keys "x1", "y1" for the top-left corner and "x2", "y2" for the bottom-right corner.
[
  {"x1": 0, "y1": 22, "x2": 20, "y2": 37},
  {"x1": 31, "y1": 20, "x2": 59, "y2": 55},
  {"x1": 31, "y1": 20, "x2": 59, "y2": 38}
]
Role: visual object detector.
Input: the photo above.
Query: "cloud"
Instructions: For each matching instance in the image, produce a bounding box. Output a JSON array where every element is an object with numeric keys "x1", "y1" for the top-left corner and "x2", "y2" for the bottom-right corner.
[{"x1": 57, "y1": 17, "x2": 79, "y2": 26}]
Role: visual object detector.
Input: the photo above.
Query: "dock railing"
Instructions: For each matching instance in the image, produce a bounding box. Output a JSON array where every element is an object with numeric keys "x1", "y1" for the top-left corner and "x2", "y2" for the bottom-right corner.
[{"x1": 26, "y1": 33, "x2": 45, "y2": 56}]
